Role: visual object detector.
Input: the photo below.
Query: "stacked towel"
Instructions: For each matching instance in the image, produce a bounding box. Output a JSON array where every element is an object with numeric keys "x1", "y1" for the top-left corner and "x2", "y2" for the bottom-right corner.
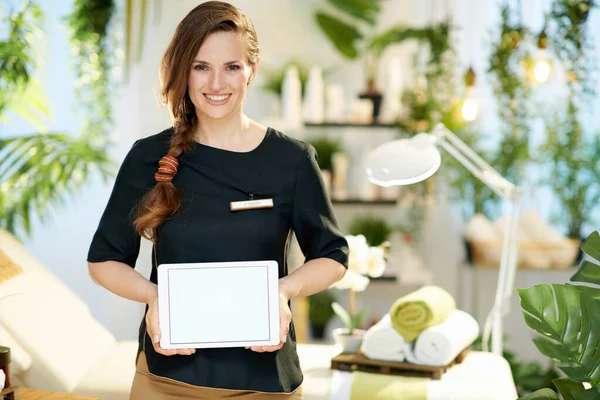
[
  {"x1": 361, "y1": 313, "x2": 408, "y2": 362},
  {"x1": 406, "y1": 309, "x2": 480, "y2": 367},
  {"x1": 389, "y1": 286, "x2": 456, "y2": 342},
  {"x1": 350, "y1": 371, "x2": 429, "y2": 400}
]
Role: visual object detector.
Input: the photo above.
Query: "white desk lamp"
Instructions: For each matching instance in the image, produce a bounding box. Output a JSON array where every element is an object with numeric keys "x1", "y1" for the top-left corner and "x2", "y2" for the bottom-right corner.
[{"x1": 364, "y1": 123, "x2": 522, "y2": 355}]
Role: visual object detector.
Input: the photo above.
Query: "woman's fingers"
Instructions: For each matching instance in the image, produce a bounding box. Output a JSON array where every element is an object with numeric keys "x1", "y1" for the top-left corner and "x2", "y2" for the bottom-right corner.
[
  {"x1": 176, "y1": 348, "x2": 196, "y2": 355},
  {"x1": 146, "y1": 297, "x2": 195, "y2": 356},
  {"x1": 248, "y1": 342, "x2": 284, "y2": 352}
]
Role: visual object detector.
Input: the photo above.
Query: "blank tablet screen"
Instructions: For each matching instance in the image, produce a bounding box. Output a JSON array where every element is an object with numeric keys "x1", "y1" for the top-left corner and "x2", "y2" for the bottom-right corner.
[{"x1": 158, "y1": 260, "x2": 279, "y2": 349}]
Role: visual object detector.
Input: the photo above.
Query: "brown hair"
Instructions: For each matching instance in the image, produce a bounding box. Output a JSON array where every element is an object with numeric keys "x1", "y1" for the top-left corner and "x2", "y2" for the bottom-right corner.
[{"x1": 134, "y1": 1, "x2": 260, "y2": 241}]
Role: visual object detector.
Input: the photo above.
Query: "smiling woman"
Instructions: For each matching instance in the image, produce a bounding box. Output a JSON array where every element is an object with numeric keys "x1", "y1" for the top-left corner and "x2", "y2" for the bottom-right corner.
[{"x1": 86, "y1": 1, "x2": 348, "y2": 399}]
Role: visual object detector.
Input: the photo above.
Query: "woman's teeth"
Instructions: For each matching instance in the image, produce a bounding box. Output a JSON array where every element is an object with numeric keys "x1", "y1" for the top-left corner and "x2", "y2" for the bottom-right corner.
[
  {"x1": 204, "y1": 94, "x2": 231, "y2": 105},
  {"x1": 206, "y1": 94, "x2": 229, "y2": 101}
]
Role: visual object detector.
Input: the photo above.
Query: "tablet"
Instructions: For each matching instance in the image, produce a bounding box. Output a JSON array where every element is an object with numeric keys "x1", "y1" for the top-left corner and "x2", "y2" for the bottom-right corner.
[{"x1": 157, "y1": 260, "x2": 280, "y2": 349}]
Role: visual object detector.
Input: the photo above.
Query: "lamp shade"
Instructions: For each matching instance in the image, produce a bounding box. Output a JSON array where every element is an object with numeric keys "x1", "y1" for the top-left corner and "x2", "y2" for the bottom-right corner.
[{"x1": 365, "y1": 133, "x2": 441, "y2": 187}]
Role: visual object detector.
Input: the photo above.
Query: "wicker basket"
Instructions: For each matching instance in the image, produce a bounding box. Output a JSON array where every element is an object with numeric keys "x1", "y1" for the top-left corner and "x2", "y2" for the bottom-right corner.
[{"x1": 468, "y1": 238, "x2": 581, "y2": 270}]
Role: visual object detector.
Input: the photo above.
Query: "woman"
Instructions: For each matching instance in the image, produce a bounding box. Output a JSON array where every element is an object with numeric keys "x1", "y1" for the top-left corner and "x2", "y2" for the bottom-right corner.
[{"x1": 87, "y1": 1, "x2": 348, "y2": 399}]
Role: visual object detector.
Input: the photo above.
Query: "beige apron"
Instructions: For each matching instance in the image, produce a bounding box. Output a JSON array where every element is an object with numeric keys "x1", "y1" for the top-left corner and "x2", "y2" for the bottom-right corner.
[{"x1": 130, "y1": 351, "x2": 304, "y2": 400}]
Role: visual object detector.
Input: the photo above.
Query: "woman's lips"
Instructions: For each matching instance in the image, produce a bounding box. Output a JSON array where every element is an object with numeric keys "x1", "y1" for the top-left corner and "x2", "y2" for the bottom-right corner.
[{"x1": 204, "y1": 94, "x2": 231, "y2": 106}]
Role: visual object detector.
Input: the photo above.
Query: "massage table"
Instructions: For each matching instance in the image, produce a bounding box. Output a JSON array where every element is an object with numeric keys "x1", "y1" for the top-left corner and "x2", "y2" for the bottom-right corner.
[{"x1": 296, "y1": 344, "x2": 518, "y2": 400}]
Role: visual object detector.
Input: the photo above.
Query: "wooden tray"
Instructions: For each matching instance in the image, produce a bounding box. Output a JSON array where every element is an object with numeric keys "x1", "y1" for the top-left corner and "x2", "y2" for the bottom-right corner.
[{"x1": 330, "y1": 347, "x2": 470, "y2": 380}]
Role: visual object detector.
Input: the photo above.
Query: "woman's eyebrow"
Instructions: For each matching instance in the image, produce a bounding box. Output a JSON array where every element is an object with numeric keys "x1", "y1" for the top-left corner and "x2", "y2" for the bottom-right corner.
[{"x1": 193, "y1": 60, "x2": 240, "y2": 65}]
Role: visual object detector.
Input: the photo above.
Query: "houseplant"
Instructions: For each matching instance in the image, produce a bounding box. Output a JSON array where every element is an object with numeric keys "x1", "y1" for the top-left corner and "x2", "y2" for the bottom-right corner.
[
  {"x1": 516, "y1": 230, "x2": 600, "y2": 399},
  {"x1": 314, "y1": 0, "x2": 427, "y2": 120},
  {"x1": 329, "y1": 234, "x2": 386, "y2": 353},
  {"x1": 348, "y1": 214, "x2": 391, "y2": 247},
  {"x1": 1, "y1": 0, "x2": 114, "y2": 237},
  {"x1": 307, "y1": 290, "x2": 336, "y2": 340},
  {"x1": 331, "y1": 301, "x2": 369, "y2": 353}
]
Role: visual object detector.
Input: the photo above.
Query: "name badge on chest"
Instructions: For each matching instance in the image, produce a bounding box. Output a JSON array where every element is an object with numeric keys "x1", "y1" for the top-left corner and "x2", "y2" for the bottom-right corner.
[{"x1": 230, "y1": 198, "x2": 274, "y2": 212}]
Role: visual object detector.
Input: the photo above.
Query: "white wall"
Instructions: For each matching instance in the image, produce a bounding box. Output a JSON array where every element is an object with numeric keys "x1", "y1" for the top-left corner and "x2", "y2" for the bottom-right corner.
[{"x1": 7, "y1": 1, "x2": 600, "y2": 363}]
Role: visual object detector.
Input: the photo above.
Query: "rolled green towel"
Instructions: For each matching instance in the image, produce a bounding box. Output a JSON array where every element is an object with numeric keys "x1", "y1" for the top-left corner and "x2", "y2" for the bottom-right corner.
[
  {"x1": 351, "y1": 371, "x2": 428, "y2": 400},
  {"x1": 389, "y1": 285, "x2": 456, "y2": 342}
]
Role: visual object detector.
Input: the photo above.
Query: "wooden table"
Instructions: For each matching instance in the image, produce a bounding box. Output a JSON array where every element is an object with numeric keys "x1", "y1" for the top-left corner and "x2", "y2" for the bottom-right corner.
[{"x1": 1, "y1": 387, "x2": 99, "y2": 400}]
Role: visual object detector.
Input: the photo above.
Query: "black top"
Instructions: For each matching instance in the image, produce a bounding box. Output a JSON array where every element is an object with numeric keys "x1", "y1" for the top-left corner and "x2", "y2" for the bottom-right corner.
[{"x1": 87, "y1": 126, "x2": 349, "y2": 393}]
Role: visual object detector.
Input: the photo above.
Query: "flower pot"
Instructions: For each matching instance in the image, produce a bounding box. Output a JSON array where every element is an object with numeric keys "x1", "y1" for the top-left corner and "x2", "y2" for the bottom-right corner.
[
  {"x1": 332, "y1": 328, "x2": 366, "y2": 354},
  {"x1": 358, "y1": 91, "x2": 384, "y2": 122}
]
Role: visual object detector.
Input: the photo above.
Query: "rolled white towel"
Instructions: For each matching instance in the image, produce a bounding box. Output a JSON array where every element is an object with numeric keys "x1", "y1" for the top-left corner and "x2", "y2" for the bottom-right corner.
[
  {"x1": 406, "y1": 309, "x2": 479, "y2": 367},
  {"x1": 361, "y1": 313, "x2": 408, "y2": 362}
]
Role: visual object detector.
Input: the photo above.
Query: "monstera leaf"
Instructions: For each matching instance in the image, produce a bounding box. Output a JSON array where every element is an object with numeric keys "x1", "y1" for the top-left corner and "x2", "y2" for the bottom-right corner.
[
  {"x1": 517, "y1": 231, "x2": 600, "y2": 399},
  {"x1": 518, "y1": 388, "x2": 560, "y2": 399}
]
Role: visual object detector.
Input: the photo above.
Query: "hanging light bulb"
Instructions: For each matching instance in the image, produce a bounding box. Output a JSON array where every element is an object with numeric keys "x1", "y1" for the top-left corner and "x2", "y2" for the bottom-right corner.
[
  {"x1": 461, "y1": 66, "x2": 479, "y2": 122},
  {"x1": 533, "y1": 28, "x2": 551, "y2": 83}
]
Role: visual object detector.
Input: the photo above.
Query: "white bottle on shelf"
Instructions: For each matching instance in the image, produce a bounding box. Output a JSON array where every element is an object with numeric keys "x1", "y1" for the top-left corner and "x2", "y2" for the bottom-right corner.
[
  {"x1": 281, "y1": 65, "x2": 302, "y2": 129},
  {"x1": 302, "y1": 66, "x2": 324, "y2": 123},
  {"x1": 332, "y1": 152, "x2": 350, "y2": 200},
  {"x1": 380, "y1": 56, "x2": 403, "y2": 123},
  {"x1": 325, "y1": 83, "x2": 345, "y2": 122}
]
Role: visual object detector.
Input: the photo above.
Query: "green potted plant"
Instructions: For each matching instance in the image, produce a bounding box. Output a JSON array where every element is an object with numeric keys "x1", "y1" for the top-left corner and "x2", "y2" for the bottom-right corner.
[
  {"x1": 516, "y1": 230, "x2": 600, "y2": 399},
  {"x1": 331, "y1": 302, "x2": 370, "y2": 353},
  {"x1": 307, "y1": 290, "x2": 336, "y2": 340},
  {"x1": 314, "y1": 0, "x2": 427, "y2": 121},
  {"x1": 348, "y1": 214, "x2": 392, "y2": 247}
]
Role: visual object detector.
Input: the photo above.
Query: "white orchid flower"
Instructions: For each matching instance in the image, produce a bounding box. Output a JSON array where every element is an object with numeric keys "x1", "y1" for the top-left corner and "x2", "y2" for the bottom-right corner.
[
  {"x1": 366, "y1": 246, "x2": 386, "y2": 278},
  {"x1": 345, "y1": 234, "x2": 369, "y2": 274}
]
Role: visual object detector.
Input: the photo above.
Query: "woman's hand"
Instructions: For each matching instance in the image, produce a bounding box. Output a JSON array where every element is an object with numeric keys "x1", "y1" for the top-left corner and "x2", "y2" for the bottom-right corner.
[
  {"x1": 146, "y1": 294, "x2": 196, "y2": 356},
  {"x1": 246, "y1": 290, "x2": 291, "y2": 353}
]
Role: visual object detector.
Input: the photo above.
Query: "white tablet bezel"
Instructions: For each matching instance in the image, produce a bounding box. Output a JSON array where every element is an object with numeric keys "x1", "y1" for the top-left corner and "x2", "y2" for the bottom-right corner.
[{"x1": 157, "y1": 260, "x2": 280, "y2": 349}]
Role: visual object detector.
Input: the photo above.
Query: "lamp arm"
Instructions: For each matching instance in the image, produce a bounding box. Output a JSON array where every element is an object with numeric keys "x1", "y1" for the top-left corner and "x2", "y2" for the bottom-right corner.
[
  {"x1": 436, "y1": 125, "x2": 499, "y2": 176},
  {"x1": 436, "y1": 140, "x2": 507, "y2": 199},
  {"x1": 431, "y1": 124, "x2": 523, "y2": 355},
  {"x1": 433, "y1": 124, "x2": 520, "y2": 199}
]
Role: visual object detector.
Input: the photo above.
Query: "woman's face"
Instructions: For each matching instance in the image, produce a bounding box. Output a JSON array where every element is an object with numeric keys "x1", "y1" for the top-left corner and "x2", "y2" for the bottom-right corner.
[{"x1": 188, "y1": 31, "x2": 257, "y2": 121}]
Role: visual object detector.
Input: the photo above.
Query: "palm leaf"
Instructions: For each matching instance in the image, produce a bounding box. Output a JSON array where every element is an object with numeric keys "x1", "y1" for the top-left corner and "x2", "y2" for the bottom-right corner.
[
  {"x1": 315, "y1": 12, "x2": 362, "y2": 59},
  {"x1": 325, "y1": 0, "x2": 381, "y2": 26},
  {"x1": 1, "y1": 78, "x2": 52, "y2": 132},
  {"x1": 517, "y1": 231, "x2": 600, "y2": 394},
  {"x1": 0, "y1": 133, "x2": 115, "y2": 236}
]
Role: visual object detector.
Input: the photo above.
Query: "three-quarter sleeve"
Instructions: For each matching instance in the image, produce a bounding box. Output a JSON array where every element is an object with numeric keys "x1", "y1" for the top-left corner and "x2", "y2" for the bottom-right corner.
[
  {"x1": 292, "y1": 145, "x2": 349, "y2": 268},
  {"x1": 87, "y1": 140, "x2": 149, "y2": 268}
]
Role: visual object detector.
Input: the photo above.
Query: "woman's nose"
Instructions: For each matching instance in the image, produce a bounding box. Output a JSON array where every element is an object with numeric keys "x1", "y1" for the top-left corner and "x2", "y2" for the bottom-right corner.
[{"x1": 209, "y1": 71, "x2": 224, "y2": 91}]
